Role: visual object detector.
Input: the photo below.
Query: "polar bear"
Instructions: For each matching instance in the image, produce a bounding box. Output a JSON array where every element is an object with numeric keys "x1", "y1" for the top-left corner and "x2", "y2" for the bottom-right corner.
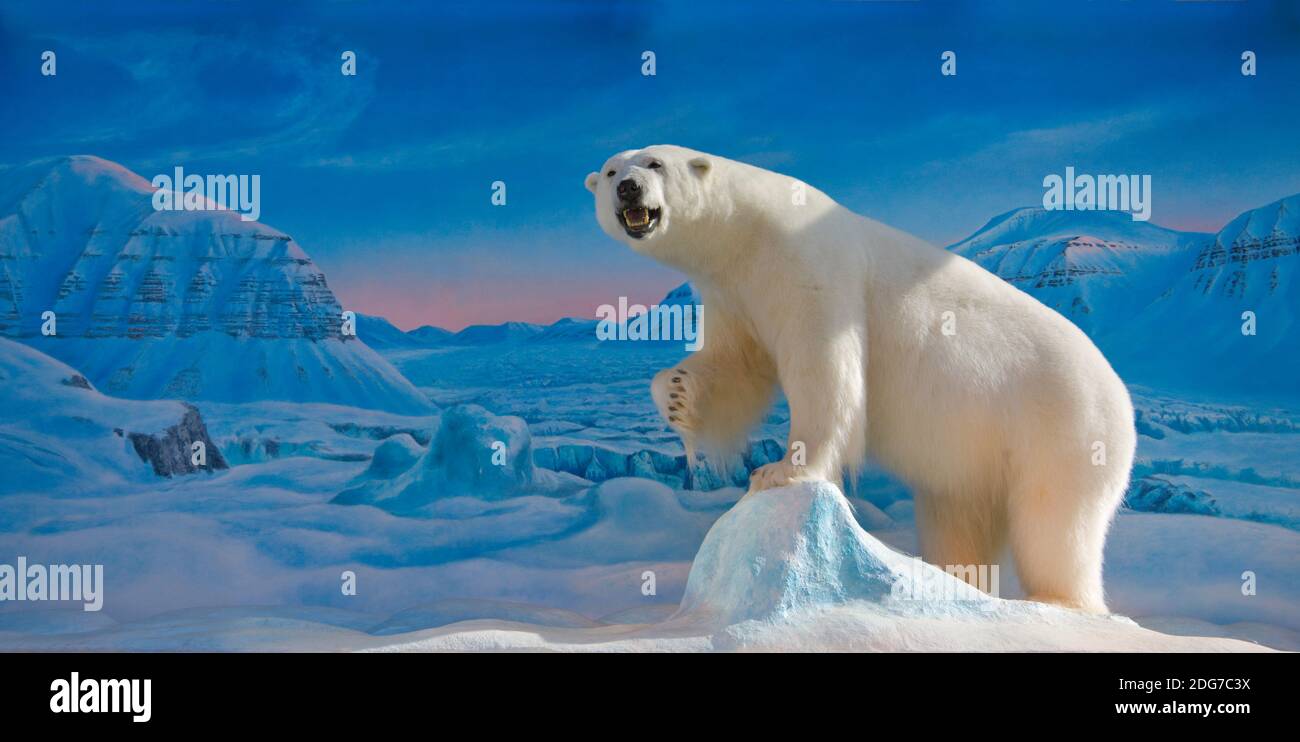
[{"x1": 585, "y1": 145, "x2": 1136, "y2": 613}]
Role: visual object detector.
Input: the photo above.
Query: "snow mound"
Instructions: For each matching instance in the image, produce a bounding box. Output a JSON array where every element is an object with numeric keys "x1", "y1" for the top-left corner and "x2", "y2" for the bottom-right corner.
[
  {"x1": 364, "y1": 433, "x2": 424, "y2": 478},
  {"x1": 675, "y1": 481, "x2": 987, "y2": 625},
  {"x1": 333, "y1": 404, "x2": 585, "y2": 512},
  {"x1": 424, "y1": 404, "x2": 535, "y2": 496}
]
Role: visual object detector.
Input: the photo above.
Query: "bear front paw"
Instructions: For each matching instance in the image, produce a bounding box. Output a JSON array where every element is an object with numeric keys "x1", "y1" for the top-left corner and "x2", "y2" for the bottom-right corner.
[
  {"x1": 652, "y1": 366, "x2": 700, "y2": 440},
  {"x1": 748, "y1": 459, "x2": 810, "y2": 492}
]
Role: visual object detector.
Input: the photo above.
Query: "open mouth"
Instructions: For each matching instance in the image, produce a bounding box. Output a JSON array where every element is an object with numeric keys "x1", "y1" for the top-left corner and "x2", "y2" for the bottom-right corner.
[{"x1": 617, "y1": 206, "x2": 661, "y2": 238}]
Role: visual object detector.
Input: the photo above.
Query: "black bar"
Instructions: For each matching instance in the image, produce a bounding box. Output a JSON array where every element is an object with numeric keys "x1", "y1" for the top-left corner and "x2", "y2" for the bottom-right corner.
[{"x1": 0, "y1": 651, "x2": 1287, "y2": 729}]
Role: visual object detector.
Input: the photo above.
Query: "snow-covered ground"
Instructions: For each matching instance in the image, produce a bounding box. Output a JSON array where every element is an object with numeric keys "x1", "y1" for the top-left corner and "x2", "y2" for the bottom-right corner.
[
  {"x1": 0, "y1": 336, "x2": 1295, "y2": 651},
  {"x1": 0, "y1": 483, "x2": 1276, "y2": 652}
]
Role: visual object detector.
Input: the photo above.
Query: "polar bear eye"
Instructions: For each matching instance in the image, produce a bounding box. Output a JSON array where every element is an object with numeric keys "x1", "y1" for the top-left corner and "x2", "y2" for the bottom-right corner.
[
  {"x1": 606, "y1": 170, "x2": 616, "y2": 177},
  {"x1": 647, "y1": 160, "x2": 662, "y2": 169}
]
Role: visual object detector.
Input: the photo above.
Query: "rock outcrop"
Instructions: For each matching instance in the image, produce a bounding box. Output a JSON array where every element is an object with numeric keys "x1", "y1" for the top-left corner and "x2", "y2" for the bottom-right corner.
[{"x1": 126, "y1": 404, "x2": 229, "y2": 477}]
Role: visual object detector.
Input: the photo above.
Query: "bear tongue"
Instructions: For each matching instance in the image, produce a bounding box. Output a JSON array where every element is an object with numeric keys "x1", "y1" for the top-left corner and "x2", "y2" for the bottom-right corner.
[{"x1": 624, "y1": 208, "x2": 650, "y2": 227}]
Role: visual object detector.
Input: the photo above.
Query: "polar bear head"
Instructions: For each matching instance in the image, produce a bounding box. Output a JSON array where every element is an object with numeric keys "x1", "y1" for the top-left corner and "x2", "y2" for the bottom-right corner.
[{"x1": 585, "y1": 145, "x2": 717, "y2": 257}]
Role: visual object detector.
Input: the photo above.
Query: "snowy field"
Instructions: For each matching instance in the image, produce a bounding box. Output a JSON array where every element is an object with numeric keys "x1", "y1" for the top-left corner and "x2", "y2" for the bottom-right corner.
[{"x1": 0, "y1": 337, "x2": 1295, "y2": 651}]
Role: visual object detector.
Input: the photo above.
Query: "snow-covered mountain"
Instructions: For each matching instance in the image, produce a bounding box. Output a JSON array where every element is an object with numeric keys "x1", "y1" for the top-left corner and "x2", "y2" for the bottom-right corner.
[
  {"x1": 354, "y1": 314, "x2": 457, "y2": 350},
  {"x1": 947, "y1": 200, "x2": 1298, "y2": 398},
  {"x1": 354, "y1": 312, "x2": 426, "y2": 351},
  {"x1": 1105, "y1": 195, "x2": 1299, "y2": 395},
  {"x1": 528, "y1": 316, "x2": 600, "y2": 343},
  {"x1": 406, "y1": 324, "x2": 453, "y2": 344},
  {"x1": 948, "y1": 207, "x2": 1208, "y2": 335},
  {"x1": 447, "y1": 320, "x2": 545, "y2": 345},
  {"x1": 0, "y1": 156, "x2": 431, "y2": 413},
  {"x1": 659, "y1": 281, "x2": 700, "y2": 308}
]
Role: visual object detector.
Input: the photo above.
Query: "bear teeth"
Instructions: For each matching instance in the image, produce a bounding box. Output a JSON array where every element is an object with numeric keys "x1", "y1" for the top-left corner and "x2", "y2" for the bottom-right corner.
[{"x1": 624, "y1": 208, "x2": 649, "y2": 227}]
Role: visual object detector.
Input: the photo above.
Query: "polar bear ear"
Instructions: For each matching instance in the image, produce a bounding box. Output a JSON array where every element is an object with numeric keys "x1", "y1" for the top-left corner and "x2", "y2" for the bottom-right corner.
[
  {"x1": 584, "y1": 172, "x2": 599, "y2": 193},
  {"x1": 688, "y1": 157, "x2": 711, "y2": 177}
]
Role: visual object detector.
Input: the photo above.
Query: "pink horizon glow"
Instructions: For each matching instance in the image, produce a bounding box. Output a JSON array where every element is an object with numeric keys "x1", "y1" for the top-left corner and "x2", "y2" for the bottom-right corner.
[
  {"x1": 1160, "y1": 217, "x2": 1231, "y2": 235},
  {"x1": 333, "y1": 279, "x2": 682, "y2": 332}
]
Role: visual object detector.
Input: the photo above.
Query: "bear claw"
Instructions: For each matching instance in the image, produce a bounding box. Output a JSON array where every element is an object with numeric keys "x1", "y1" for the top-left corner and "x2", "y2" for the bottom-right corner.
[{"x1": 654, "y1": 365, "x2": 700, "y2": 445}]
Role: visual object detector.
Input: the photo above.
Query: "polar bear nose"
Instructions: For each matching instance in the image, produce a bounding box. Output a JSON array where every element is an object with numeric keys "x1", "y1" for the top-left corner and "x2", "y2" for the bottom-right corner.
[{"x1": 617, "y1": 178, "x2": 642, "y2": 202}]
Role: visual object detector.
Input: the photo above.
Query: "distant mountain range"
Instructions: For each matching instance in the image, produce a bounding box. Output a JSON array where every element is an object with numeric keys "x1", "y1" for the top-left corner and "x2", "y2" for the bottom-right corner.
[
  {"x1": 357, "y1": 282, "x2": 702, "y2": 350},
  {"x1": 355, "y1": 314, "x2": 541, "y2": 350},
  {"x1": 0, "y1": 156, "x2": 431, "y2": 412}
]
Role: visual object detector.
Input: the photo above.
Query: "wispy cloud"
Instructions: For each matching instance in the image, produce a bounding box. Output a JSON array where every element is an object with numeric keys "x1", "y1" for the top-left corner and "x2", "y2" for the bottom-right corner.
[{"x1": 6, "y1": 24, "x2": 375, "y2": 168}]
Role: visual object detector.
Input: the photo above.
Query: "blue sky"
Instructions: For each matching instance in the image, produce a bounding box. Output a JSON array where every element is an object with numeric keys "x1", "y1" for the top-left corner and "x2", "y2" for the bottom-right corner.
[{"x1": 1, "y1": 0, "x2": 1298, "y2": 329}]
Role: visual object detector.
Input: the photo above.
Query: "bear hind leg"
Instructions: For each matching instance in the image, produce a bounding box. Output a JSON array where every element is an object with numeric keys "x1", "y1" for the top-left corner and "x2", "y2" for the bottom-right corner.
[
  {"x1": 1007, "y1": 478, "x2": 1117, "y2": 614},
  {"x1": 914, "y1": 491, "x2": 1006, "y2": 591}
]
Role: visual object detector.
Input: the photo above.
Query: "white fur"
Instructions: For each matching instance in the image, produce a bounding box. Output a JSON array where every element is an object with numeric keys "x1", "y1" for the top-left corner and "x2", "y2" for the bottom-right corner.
[{"x1": 587, "y1": 145, "x2": 1136, "y2": 613}]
